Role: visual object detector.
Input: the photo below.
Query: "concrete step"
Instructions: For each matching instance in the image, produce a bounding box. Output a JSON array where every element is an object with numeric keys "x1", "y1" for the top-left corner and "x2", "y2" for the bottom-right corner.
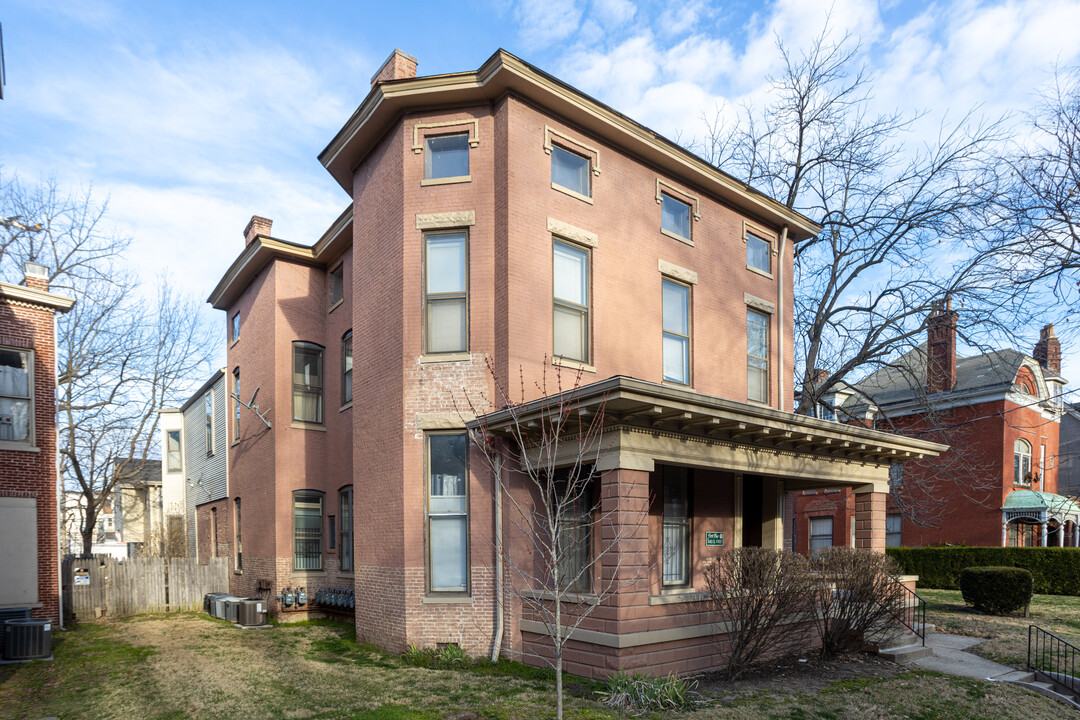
[{"x1": 879, "y1": 643, "x2": 934, "y2": 664}]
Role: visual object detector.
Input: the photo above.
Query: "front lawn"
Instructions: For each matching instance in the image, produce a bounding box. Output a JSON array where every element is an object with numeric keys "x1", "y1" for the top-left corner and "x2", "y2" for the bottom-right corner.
[
  {"x1": 922, "y1": 588, "x2": 1080, "y2": 666},
  {"x1": 0, "y1": 613, "x2": 1065, "y2": 719}
]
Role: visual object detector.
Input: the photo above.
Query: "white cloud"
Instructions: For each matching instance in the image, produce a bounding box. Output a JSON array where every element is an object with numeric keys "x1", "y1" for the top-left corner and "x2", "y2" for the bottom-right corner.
[
  {"x1": 591, "y1": 0, "x2": 637, "y2": 27},
  {"x1": 515, "y1": 0, "x2": 585, "y2": 50}
]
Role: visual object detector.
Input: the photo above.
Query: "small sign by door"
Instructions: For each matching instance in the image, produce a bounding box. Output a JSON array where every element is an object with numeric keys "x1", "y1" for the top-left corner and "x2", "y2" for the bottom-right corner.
[
  {"x1": 706, "y1": 531, "x2": 724, "y2": 547},
  {"x1": 74, "y1": 568, "x2": 90, "y2": 586}
]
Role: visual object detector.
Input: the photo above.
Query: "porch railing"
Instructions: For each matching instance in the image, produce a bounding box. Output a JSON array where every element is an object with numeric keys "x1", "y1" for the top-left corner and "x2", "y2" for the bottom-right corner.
[
  {"x1": 886, "y1": 580, "x2": 926, "y2": 646},
  {"x1": 1029, "y1": 625, "x2": 1080, "y2": 696}
]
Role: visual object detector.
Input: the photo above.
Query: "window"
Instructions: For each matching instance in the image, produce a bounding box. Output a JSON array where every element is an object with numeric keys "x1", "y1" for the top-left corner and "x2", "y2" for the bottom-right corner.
[
  {"x1": 662, "y1": 279, "x2": 691, "y2": 385},
  {"x1": 1040, "y1": 444, "x2": 1046, "y2": 482},
  {"x1": 661, "y1": 193, "x2": 691, "y2": 241},
  {"x1": 550, "y1": 145, "x2": 590, "y2": 197},
  {"x1": 342, "y1": 331, "x2": 353, "y2": 405},
  {"x1": 1014, "y1": 439, "x2": 1032, "y2": 485},
  {"x1": 815, "y1": 403, "x2": 835, "y2": 421},
  {"x1": 662, "y1": 466, "x2": 691, "y2": 586},
  {"x1": 234, "y1": 498, "x2": 242, "y2": 571},
  {"x1": 330, "y1": 264, "x2": 344, "y2": 307},
  {"x1": 0, "y1": 348, "x2": 32, "y2": 444},
  {"x1": 427, "y1": 433, "x2": 469, "y2": 592},
  {"x1": 340, "y1": 487, "x2": 353, "y2": 573},
  {"x1": 204, "y1": 394, "x2": 214, "y2": 456},
  {"x1": 424, "y1": 133, "x2": 469, "y2": 180},
  {"x1": 328, "y1": 516, "x2": 336, "y2": 549},
  {"x1": 231, "y1": 313, "x2": 240, "y2": 342},
  {"x1": 423, "y1": 232, "x2": 468, "y2": 354},
  {"x1": 886, "y1": 513, "x2": 902, "y2": 548},
  {"x1": 746, "y1": 232, "x2": 772, "y2": 274},
  {"x1": 166, "y1": 430, "x2": 182, "y2": 472},
  {"x1": 553, "y1": 240, "x2": 589, "y2": 363},
  {"x1": 232, "y1": 368, "x2": 240, "y2": 441},
  {"x1": 556, "y1": 477, "x2": 593, "y2": 593},
  {"x1": 210, "y1": 507, "x2": 218, "y2": 558},
  {"x1": 809, "y1": 516, "x2": 833, "y2": 557},
  {"x1": 292, "y1": 342, "x2": 324, "y2": 424},
  {"x1": 747, "y1": 309, "x2": 769, "y2": 403},
  {"x1": 293, "y1": 492, "x2": 324, "y2": 570}
]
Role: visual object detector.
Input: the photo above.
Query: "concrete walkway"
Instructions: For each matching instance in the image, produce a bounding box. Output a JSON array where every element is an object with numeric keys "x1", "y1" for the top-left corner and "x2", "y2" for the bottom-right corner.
[{"x1": 907, "y1": 633, "x2": 1017, "y2": 680}]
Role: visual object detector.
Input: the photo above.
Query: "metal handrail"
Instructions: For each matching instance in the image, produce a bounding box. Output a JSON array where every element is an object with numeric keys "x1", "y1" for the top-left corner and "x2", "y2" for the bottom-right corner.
[
  {"x1": 1029, "y1": 625, "x2": 1080, "y2": 695},
  {"x1": 887, "y1": 580, "x2": 926, "y2": 646}
]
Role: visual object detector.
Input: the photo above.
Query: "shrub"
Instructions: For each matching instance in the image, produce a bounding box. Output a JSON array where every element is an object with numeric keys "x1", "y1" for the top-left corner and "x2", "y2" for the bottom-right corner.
[
  {"x1": 959, "y1": 566, "x2": 1033, "y2": 615},
  {"x1": 704, "y1": 547, "x2": 817, "y2": 680},
  {"x1": 402, "y1": 642, "x2": 469, "y2": 669},
  {"x1": 887, "y1": 547, "x2": 1080, "y2": 595},
  {"x1": 597, "y1": 672, "x2": 700, "y2": 713},
  {"x1": 812, "y1": 547, "x2": 907, "y2": 657}
]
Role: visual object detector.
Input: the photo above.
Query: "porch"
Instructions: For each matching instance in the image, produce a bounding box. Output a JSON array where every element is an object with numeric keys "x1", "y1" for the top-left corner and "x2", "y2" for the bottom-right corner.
[{"x1": 1003, "y1": 490, "x2": 1080, "y2": 547}]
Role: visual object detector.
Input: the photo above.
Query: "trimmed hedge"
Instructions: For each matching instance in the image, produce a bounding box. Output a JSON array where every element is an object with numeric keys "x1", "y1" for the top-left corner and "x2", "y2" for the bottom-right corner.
[
  {"x1": 886, "y1": 547, "x2": 1080, "y2": 596},
  {"x1": 959, "y1": 566, "x2": 1033, "y2": 614}
]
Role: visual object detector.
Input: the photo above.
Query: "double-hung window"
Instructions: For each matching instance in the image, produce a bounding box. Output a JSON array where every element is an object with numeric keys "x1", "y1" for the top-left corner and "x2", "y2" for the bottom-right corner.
[
  {"x1": 885, "y1": 513, "x2": 902, "y2": 548},
  {"x1": 555, "y1": 471, "x2": 593, "y2": 594},
  {"x1": 204, "y1": 394, "x2": 214, "y2": 456},
  {"x1": 234, "y1": 498, "x2": 242, "y2": 571},
  {"x1": 340, "y1": 487, "x2": 353, "y2": 573},
  {"x1": 330, "y1": 264, "x2": 344, "y2": 307},
  {"x1": 293, "y1": 492, "x2": 323, "y2": 570},
  {"x1": 1014, "y1": 439, "x2": 1032, "y2": 485},
  {"x1": 166, "y1": 430, "x2": 182, "y2": 472},
  {"x1": 292, "y1": 342, "x2": 324, "y2": 424},
  {"x1": 427, "y1": 433, "x2": 469, "y2": 593},
  {"x1": 424, "y1": 133, "x2": 470, "y2": 180},
  {"x1": 662, "y1": 279, "x2": 690, "y2": 384},
  {"x1": 809, "y1": 516, "x2": 833, "y2": 557},
  {"x1": 553, "y1": 240, "x2": 589, "y2": 363},
  {"x1": 424, "y1": 232, "x2": 468, "y2": 354},
  {"x1": 342, "y1": 331, "x2": 353, "y2": 405},
  {"x1": 551, "y1": 145, "x2": 591, "y2": 198},
  {"x1": 747, "y1": 309, "x2": 769, "y2": 403},
  {"x1": 662, "y1": 466, "x2": 691, "y2": 587},
  {"x1": 661, "y1": 193, "x2": 692, "y2": 241},
  {"x1": 231, "y1": 313, "x2": 240, "y2": 342},
  {"x1": 232, "y1": 368, "x2": 240, "y2": 441},
  {"x1": 0, "y1": 348, "x2": 32, "y2": 445},
  {"x1": 746, "y1": 232, "x2": 772, "y2": 274}
]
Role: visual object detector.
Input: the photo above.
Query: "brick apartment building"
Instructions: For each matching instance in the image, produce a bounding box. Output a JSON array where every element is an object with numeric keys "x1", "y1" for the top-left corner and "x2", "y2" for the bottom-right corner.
[
  {"x1": 0, "y1": 263, "x2": 74, "y2": 624},
  {"x1": 790, "y1": 305, "x2": 1071, "y2": 553},
  {"x1": 205, "y1": 49, "x2": 943, "y2": 677}
]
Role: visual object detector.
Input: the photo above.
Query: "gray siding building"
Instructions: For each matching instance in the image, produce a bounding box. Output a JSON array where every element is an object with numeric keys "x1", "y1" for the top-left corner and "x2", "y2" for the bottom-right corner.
[
  {"x1": 1061, "y1": 404, "x2": 1080, "y2": 497},
  {"x1": 179, "y1": 370, "x2": 229, "y2": 557}
]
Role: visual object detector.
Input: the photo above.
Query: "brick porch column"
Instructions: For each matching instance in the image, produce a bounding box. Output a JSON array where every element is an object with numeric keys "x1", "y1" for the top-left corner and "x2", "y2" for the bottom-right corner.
[
  {"x1": 600, "y1": 468, "x2": 651, "y2": 609},
  {"x1": 853, "y1": 491, "x2": 887, "y2": 553}
]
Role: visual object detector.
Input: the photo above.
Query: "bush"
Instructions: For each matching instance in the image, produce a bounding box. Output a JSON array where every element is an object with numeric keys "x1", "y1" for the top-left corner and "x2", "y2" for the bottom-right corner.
[
  {"x1": 812, "y1": 547, "x2": 907, "y2": 657},
  {"x1": 887, "y1": 547, "x2": 1080, "y2": 595},
  {"x1": 402, "y1": 642, "x2": 469, "y2": 669},
  {"x1": 597, "y1": 672, "x2": 700, "y2": 713},
  {"x1": 959, "y1": 566, "x2": 1033, "y2": 615}
]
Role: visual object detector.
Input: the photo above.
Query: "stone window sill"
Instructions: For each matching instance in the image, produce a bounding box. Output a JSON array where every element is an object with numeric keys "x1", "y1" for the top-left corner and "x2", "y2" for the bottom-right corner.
[
  {"x1": 551, "y1": 182, "x2": 593, "y2": 204},
  {"x1": 421, "y1": 175, "x2": 471, "y2": 187},
  {"x1": 661, "y1": 228, "x2": 693, "y2": 246},
  {"x1": 0, "y1": 442, "x2": 39, "y2": 453},
  {"x1": 422, "y1": 594, "x2": 472, "y2": 605},
  {"x1": 552, "y1": 356, "x2": 595, "y2": 374},
  {"x1": 521, "y1": 589, "x2": 600, "y2": 605},
  {"x1": 420, "y1": 352, "x2": 470, "y2": 364},
  {"x1": 648, "y1": 590, "x2": 708, "y2": 606}
]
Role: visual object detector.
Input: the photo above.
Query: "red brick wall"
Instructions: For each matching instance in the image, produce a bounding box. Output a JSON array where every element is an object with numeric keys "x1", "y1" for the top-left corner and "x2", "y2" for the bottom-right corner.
[{"x1": 0, "y1": 295, "x2": 61, "y2": 623}]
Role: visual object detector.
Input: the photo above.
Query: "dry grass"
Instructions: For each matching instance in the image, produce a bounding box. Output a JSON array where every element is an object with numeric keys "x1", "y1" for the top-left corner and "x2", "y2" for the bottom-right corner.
[
  {"x1": 0, "y1": 613, "x2": 1065, "y2": 720},
  {"x1": 922, "y1": 588, "x2": 1080, "y2": 666}
]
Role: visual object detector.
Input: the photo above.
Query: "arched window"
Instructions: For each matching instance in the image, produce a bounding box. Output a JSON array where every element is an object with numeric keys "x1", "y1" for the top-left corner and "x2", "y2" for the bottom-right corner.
[{"x1": 1014, "y1": 439, "x2": 1032, "y2": 485}]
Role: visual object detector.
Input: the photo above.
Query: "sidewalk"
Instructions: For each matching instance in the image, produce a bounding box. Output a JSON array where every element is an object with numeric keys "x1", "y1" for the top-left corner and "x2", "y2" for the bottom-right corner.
[{"x1": 907, "y1": 633, "x2": 1018, "y2": 680}]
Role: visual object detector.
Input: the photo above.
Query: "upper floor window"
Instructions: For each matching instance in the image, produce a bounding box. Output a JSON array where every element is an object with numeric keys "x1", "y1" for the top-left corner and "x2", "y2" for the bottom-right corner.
[
  {"x1": 553, "y1": 240, "x2": 590, "y2": 364},
  {"x1": 167, "y1": 430, "x2": 182, "y2": 472},
  {"x1": 330, "y1": 264, "x2": 344, "y2": 307},
  {"x1": 747, "y1": 309, "x2": 770, "y2": 403},
  {"x1": 427, "y1": 432, "x2": 469, "y2": 593},
  {"x1": 293, "y1": 342, "x2": 324, "y2": 424},
  {"x1": 551, "y1": 145, "x2": 591, "y2": 198},
  {"x1": 1014, "y1": 439, "x2": 1032, "y2": 485},
  {"x1": 204, "y1": 394, "x2": 214, "y2": 456},
  {"x1": 231, "y1": 313, "x2": 240, "y2": 342},
  {"x1": 662, "y1": 279, "x2": 691, "y2": 385},
  {"x1": 746, "y1": 232, "x2": 772, "y2": 275},
  {"x1": 425, "y1": 133, "x2": 469, "y2": 180},
  {"x1": 661, "y1": 193, "x2": 691, "y2": 241},
  {"x1": 342, "y1": 331, "x2": 353, "y2": 405},
  {"x1": 0, "y1": 348, "x2": 32, "y2": 445},
  {"x1": 814, "y1": 402, "x2": 836, "y2": 422},
  {"x1": 232, "y1": 368, "x2": 241, "y2": 441},
  {"x1": 423, "y1": 232, "x2": 468, "y2": 354}
]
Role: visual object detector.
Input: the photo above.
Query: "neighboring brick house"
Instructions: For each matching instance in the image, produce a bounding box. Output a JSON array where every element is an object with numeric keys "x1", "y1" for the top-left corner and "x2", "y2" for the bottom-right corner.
[
  {"x1": 0, "y1": 263, "x2": 74, "y2": 624},
  {"x1": 205, "y1": 49, "x2": 943, "y2": 677},
  {"x1": 790, "y1": 304, "x2": 1071, "y2": 552}
]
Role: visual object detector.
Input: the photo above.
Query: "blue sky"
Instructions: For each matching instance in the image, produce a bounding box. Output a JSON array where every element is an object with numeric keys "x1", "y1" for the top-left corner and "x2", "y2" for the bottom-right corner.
[{"x1": 2, "y1": 0, "x2": 1079, "y2": 378}]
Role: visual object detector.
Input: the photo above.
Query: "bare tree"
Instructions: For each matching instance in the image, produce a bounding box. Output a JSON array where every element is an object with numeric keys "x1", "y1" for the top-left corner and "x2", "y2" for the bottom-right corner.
[
  {"x1": 463, "y1": 361, "x2": 648, "y2": 720},
  {"x1": 1, "y1": 172, "x2": 216, "y2": 555}
]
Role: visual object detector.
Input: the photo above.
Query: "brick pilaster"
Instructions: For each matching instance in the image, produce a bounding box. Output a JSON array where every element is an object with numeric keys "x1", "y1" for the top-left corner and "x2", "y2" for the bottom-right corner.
[{"x1": 854, "y1": 491, "x2": 887, "y2": 553}]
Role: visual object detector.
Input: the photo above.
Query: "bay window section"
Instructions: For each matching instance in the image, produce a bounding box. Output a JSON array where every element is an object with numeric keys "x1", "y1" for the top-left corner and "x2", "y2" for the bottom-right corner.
[
  {"x1": 293, "y1": 492, "x2": 323, "y2": 571},
  {"x1": 424, "y1": 232, "x2": 468, "y2": 354},
  {"x1": 427, "y1": 433, "x2": 469, "y2": 593},
  {"x1": 424, "y1": 133, "x2": 470, "y2": 180},
  {"x1": 550, "y1": 145, "x2": 591, "y2": 197},
  {"x1": 662, "y1": 279, "x2": 690, "y2": 384},
  {"x1": 552, "y1": 240, "x2": 589, "y2": 363},
  {"x1": 292, "y1": 342, "x2": 324, "y2": 424},
  {"x1": 747, "y1": 309, "x2": 769, "y2": 403},
  {"x1": 662, "y1": 466, "x2": 691, "y2": 587}
]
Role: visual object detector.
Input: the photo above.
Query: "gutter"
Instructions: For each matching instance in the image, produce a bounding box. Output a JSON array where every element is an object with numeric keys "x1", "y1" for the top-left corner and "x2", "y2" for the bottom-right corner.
[
  {"x1": 777, "y1": 226, "x2": 789, "y2": 412},
  {"x1": 490, "y1": 455, "x2": 504, "y2": 662}
]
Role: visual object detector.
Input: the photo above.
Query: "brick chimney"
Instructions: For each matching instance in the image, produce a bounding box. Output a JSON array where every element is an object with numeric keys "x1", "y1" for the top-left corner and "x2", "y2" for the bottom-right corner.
[
  {"x1": 926, "y1": 298, "x2": 958, "y2": 394},
  {"x1": 23, "y1": 262, "x2": 49, "y2": 292},
  {"x1": 1033, "y1": 323, "x2": 1062, "y2": 375},
  {"x1": 243, "y1": 216, "x2": 272, "y2": 246},
  {"x1": 370, "y1": 49, "x2": 418, "y2": 88}
]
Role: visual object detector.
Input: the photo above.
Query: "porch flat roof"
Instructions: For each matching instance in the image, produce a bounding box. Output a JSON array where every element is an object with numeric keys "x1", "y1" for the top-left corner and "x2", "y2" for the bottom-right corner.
[{"x1": 471, "y1": 376, "x2": 948, "y2": 466}]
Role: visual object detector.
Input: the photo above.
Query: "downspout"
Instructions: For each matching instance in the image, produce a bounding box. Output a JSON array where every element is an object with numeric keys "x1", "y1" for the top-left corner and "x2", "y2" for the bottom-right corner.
[
  {"x1": 490, "y1": 454, "x2": 504, "y2": 662},
  {"x1": 777, "y1": 226, "x2": 789, "y2": 412},
  {"x1": 55, "y1": 310, "x2": 64, "y2": 630}
]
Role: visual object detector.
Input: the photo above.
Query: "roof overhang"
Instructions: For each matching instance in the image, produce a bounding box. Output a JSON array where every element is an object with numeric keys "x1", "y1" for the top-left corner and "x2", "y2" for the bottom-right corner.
[
  {"x1": 0, "y1": 282, "x2": 75, "y2": 312},
  {"x1": 319, "y1": 49, "x2": 821, "y2": 242}
]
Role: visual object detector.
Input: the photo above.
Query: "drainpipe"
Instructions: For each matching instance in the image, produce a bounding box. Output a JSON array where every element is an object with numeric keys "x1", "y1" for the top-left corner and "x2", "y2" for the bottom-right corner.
[
  {"x1": 777, "y1": 226, "x2": 789, "y2": 412},
  {"x1": 490, "y1": 454, "x2": 504, "y2": 662},
  {"x1": 55, "y1": 311, "x2": 64, "y2": 631}
]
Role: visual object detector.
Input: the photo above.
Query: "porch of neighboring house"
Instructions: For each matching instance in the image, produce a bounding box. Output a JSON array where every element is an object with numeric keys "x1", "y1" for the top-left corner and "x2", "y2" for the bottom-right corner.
[
  {"x1": 1003, "y1": 489, "x2": 1080, "y2": 547},
  {"x1": 478, "y1": 376, "x2": 945, "y2": 678}
]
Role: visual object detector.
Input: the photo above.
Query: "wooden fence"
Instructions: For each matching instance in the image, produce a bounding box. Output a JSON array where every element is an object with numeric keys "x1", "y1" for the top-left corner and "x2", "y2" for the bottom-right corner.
[{"x1": 62, "y1": 555, "x2": 230, "y2": 622}]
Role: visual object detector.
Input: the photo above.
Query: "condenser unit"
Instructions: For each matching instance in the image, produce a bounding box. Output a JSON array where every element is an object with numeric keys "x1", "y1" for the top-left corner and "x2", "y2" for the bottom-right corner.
[
  {"x1": 223, "y1": 597, "x2": 243, "y2": 623},
  {"x1": 237, "y1": 598, "x2": 266, "y2": 626},
  {"x1": 0, "y1": 608, "x2": 30, "y2": 651},
  {"x1": 212, "y1": 595, "x2": 241, "y2": 620},
  {"x1": 3, "y1": 619, "x2": 51, "y2": 661}
]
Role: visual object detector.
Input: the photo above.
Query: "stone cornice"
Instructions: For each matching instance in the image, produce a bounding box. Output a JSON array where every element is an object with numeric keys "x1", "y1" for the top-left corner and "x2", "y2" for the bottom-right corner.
[{"x1": 0, "y1": 282, "x2": 75, "y2": 313}]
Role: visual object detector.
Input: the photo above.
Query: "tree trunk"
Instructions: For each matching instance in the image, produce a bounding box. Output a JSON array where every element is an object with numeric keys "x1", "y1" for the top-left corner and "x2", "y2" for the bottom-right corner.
[
  {"x1": 81, "y1": 497, "x2": 97, "y2": 555},
  {"x1": 555, "y1": 649, "x2": 563, "y2": 720}
]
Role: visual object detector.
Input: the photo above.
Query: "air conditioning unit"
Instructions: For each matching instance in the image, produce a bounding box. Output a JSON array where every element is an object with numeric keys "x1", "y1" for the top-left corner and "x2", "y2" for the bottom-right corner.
[
  {"x1": 0, "y1": 608, "x2": 30, "y2": 651},
  {"x1": 223, "y1": 597, "x2": 243, "y2": 624},
  {"x1": 237, "y1": 598, "x2": 266, "y2": 626},
  {"x1": 3, "y1": 619, "x2": 51, "y2": 661},
  {"x1": 212, "y1": 595, "x2": 241, "y2": 620}
]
